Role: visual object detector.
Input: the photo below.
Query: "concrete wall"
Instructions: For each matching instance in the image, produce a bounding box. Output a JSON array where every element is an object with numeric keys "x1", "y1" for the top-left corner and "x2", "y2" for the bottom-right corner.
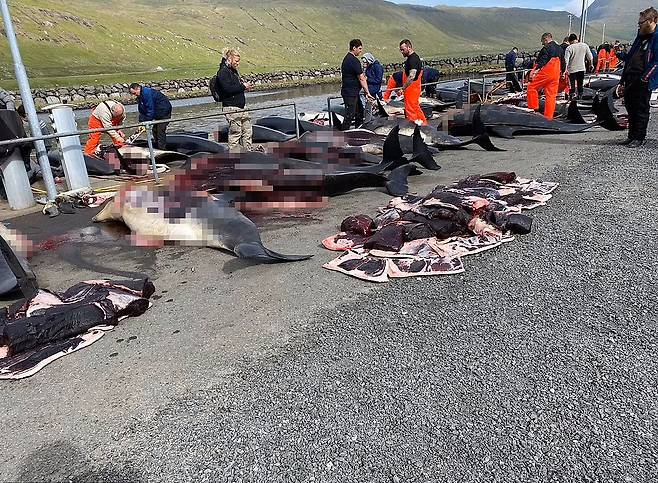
[{"x1": 8, "y1": 52, "x2": 533, "y2": 109}]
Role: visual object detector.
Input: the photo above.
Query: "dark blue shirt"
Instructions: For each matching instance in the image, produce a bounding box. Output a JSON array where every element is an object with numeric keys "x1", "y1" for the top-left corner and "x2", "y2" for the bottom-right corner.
[
  {"x1": 365, "y1": 61, "x2": 384, "y2": 95},
  {"x1": 137, "y1": 86, "x2": 172, "y2": 122},
  {"x1": 505, "y1": 50, "x2": 517, "y2": 71}
]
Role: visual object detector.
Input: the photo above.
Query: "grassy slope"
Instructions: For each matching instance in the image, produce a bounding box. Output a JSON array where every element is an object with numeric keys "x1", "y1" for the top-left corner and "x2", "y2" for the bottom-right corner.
[
  {"x1": 586, "y1": 0, "x2": 644, "y2": 41},
  {"x1": 0, "y1": 0, "x2": 594, "y2": 88}
]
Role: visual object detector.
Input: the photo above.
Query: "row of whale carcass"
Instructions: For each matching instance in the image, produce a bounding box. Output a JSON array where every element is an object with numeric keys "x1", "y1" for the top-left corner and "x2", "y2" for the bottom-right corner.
[
  {"x1": 70, "y1": 78, "x2": 625, "y2": 261},
  {"x1": 0, "y1": 79, "x2": 625, "y2": 378},
  {"x1": 5, "y1": 78, "x2": 625, "y2": 285},
  {"x1": 88, "y1": 78, "x2": 623, "y2": 259}
]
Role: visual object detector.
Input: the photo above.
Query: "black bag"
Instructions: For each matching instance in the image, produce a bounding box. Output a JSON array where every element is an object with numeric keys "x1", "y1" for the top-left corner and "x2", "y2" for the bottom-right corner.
[{"x1": 209, "y1": 72, "x2": 224, "y2": 103}]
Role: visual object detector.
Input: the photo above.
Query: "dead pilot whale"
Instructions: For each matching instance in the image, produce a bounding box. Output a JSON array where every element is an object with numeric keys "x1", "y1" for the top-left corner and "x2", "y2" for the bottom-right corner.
[{"x1": 93, "y1": 185, "x2": 312, "y2": 263}]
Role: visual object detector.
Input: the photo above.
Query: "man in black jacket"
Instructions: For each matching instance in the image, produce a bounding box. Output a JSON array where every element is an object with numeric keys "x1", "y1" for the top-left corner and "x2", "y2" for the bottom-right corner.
[
  {"x1": 617, "y1": 7, "x2": 658, "y2": 147},
  {"x1": 217, "y1": 49, "x2": 253, "y2": 150}
]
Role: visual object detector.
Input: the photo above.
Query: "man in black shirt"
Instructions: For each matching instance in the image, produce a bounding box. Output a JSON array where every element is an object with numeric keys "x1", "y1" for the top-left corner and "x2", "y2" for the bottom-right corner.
[
  {"x1": 217, "y1": 49, "x2": 253, "y2": 150},
  {"x1": 398, "y1": 39, "x2": 427, "y2": 124},
  {"x1": 617, "y1": 7, "x2": 658, "y2": 147},
  {"x1": 340, "y1": 39, "x2": 374, "y2": 130}
]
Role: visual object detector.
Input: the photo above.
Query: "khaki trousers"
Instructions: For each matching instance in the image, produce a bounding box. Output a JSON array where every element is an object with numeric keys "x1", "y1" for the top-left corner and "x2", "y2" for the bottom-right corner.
[{"x1": 224, "y1": 106, "x2": 252, "y2": 151}]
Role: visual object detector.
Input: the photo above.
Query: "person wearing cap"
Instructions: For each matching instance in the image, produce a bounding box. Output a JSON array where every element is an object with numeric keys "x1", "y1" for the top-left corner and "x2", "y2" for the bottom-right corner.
[
  {"x1": 363, "y1": 52, "x2": 384, "y2": 99},
  {"x1": 361, "y1": 52, "x2": 383, "y2": 122}
]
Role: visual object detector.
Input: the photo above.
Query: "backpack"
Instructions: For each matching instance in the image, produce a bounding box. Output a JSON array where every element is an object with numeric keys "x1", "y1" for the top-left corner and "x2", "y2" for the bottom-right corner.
[{"x1": 209, "y1": 72, "x2": 224, "y2": 102}]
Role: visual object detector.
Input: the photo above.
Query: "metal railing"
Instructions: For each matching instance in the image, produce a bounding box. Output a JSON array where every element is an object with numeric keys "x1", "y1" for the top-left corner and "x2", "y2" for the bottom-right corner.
[
  {"x1": 0, "y1": 101, "x2": 299, "y2": 186},
  {"x1": 479, "y1": 69, "x2": 530, "y2": 102},
  {"x1": 325, "y1": 80, "x2": 463, "y2": 126},
  {"x1": 324, "y1": 69, "x2": 541, "y2": 125}
]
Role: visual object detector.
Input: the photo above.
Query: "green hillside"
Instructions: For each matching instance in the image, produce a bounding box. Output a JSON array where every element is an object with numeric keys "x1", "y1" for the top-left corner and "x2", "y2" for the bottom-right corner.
[
  {"x1": 0, "y1": 0, "x2": 593, "y2": 88},
  {"x1": 586, "y1": 0, "x2": 646, "y2": 41}
]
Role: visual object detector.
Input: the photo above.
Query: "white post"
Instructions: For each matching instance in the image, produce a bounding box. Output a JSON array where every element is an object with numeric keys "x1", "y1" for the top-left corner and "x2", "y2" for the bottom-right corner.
[
  {"x1": 602, "y1": 23, "x2": 606, "y2": 45},
  {"x1": 0, "y1": 147, "x2": 35, "y2": 209},
  {"x1": 51, "y1": 106, "x2": 90, "y2": 191},
  {"x1": 0, "y1": 0, "x2": 58, "y2": 203}
]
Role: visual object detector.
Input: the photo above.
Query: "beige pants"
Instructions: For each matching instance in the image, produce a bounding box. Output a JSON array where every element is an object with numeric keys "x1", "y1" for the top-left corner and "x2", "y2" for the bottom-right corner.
[{"x1": 224, "y1": 106, "x2": 252, "y2": 151}]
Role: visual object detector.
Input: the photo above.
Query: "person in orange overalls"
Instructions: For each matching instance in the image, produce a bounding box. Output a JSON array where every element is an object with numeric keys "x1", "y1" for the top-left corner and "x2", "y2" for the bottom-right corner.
[
  {"x1": 84, "y1": 100, "x2": 126, "y2": 156},
  {"x1": 609, "y1": 41, "x2": 621, "y2": 70},
  {"x1": 527, "y1": 32, "x2": 565, "y2": 120},
  {"x1": 596, "y1": 44, "x2": 610, "y2": 73},
  {"x1": 382, "y1": 71, "x2": 403, "y2": 101},
  {"x1": 398, "y1": 39, "x2": 427, "y2": 125}
]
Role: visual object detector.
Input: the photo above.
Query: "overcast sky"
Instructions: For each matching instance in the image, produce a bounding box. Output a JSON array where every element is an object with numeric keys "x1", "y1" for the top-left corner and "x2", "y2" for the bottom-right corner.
[{"x1": 392, "y1": 0, "x2": 593, "y2": 15}]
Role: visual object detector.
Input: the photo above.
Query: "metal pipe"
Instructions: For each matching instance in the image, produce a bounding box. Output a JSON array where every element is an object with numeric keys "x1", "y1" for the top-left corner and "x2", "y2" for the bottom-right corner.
[
  {"x1": 327, "y1": 97, "x2": 333, "y2": 127},
  {"x1": 0, "y1": 101, "x2": 299, "y2": 147},
  {"x1": 144, "y1": 124, "x2": 160, "y2": 184},
  {"x1": 293, "y1": 103, "x2": 300, "y2": 139},
  {"x1": 0, "y1": 0, "x2": 58, "y2": 202}
]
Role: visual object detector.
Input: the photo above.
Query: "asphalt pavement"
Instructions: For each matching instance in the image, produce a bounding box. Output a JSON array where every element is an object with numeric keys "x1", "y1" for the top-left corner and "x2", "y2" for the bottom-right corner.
[{"x1": 1, "y1": 119, "x2": 657, "y2": 483}]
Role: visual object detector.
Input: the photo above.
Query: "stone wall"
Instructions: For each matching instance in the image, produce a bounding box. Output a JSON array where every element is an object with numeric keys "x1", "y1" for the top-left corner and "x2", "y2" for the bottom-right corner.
[{"x1": 8, "y1": 51, "x2": 534, "y2": 109}]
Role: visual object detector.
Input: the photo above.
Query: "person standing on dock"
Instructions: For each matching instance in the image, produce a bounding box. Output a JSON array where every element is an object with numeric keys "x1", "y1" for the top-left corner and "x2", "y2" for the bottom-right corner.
[
  {"x1": 505, "y1": 47, "x2": 522, "y2": 93},
  {"x1": 616, "y1": 7, "x2": 658, "y2": 147},
  {"x1": 83, "y1": 100, "x2": 126, "y2": 156},
  {"x1": 398, "y1": 39, "x2": 427, "y2": 125},
  {"x1": 361, "y1": 52, "x2": 383, "y2": 122},
  {"x1": 609, "y1": 41, "x2": 621, "y2": 70},
  {"x1": 129, "y1": 83, "x2": 172, "y2": 150},
  {"x1": 527, "y1": 32, "x2": 565, "y2": 120},
  {"x1": 217, "y1": 49, "x2": 253, "y2": 151},
  {"x1": 340, "y1": 39, "x2": 374, "y2": 130},
  {"x1": 383, "y1": 71, "x2": 403, "y2": 102},
  {"x1": 564, "y1": 34, "x2": 593, "y2": 100},
  {"x1": 596, "y1": 44, "x2": 610, "y2": 73},
  {"x1": 422, "y1": 66, "x2": 441, "y2": 97}
]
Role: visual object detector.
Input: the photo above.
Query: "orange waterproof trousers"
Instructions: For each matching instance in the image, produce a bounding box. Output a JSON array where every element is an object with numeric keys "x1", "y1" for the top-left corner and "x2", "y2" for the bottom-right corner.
[
  {"x1": 608, "y1": 51, "x2": 618, "y2": 70},
  {"x1": 403, "y1": 69, "x2": 427, "y2": 125},
  {"x1": 84, "y1": 115, "x2": 122, "y2": 155},
  {"x1": 383, "y1": 76, "x2": 399, "y2": 101},
  {"x1": 527, "y1": 57, "x2": 561, "y2": 120},
  {"x1": 596, "y1": 49, "x2": 609, "y2": 73}
]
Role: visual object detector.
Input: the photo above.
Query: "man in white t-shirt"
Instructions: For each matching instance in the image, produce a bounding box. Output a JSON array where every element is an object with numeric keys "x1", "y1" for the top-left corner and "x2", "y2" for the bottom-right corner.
[{"x1": 564, "y1": 33, "x2": 593, "y2": 100}]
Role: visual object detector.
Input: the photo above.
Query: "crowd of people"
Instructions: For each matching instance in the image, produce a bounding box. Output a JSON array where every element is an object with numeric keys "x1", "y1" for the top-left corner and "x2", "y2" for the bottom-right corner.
[
  {"x1": 501, "y1": 7, "x2": 657, "y2": 147},
  {"x1": 1, "y1": 8, "x2": 657, "y2": 156}
]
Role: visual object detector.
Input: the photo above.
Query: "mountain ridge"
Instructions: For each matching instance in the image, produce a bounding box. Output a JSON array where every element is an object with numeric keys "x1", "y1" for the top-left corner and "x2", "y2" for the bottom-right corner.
[{"x1": 1, "y1": 0, "x2": 596, "y2": 86}]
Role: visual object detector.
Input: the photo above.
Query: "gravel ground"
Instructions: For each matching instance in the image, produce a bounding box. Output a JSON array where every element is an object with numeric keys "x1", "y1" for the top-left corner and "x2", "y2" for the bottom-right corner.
[{"x1": 3, "y1": 119, "x2": 658, "y2": 482}]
